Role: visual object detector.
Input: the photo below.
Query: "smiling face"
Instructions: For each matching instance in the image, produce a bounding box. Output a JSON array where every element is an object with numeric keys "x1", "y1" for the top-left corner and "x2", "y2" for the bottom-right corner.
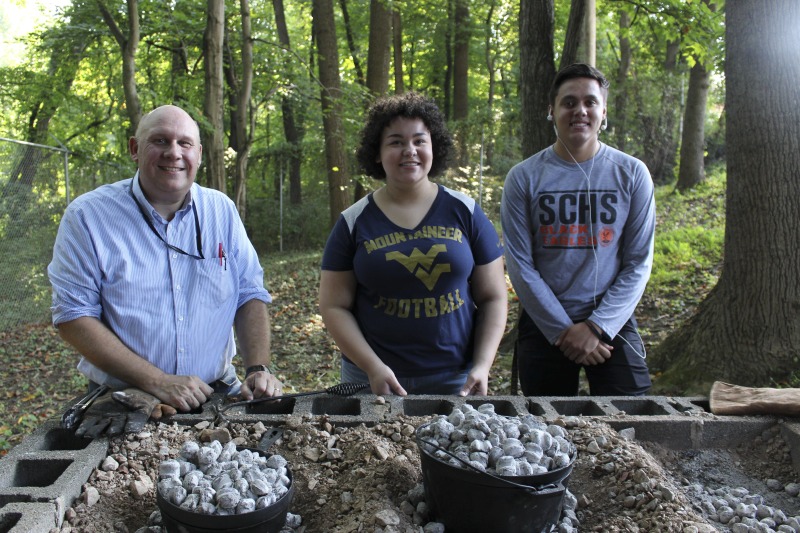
[
  {"x1": 129, "y1": 105, "x2": 202, "y2": 209},
  {"x1": 377, "y1": 117, "x2": 434, "y2": 186},
  {"x1": 551, "y1": 77, "x2": 607, "y2": 161}
]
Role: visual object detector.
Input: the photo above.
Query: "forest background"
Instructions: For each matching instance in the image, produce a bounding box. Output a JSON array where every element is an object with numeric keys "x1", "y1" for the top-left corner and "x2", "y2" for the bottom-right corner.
[{"x1": 1, "y1": 0, "x2": 797, "y2": 454}]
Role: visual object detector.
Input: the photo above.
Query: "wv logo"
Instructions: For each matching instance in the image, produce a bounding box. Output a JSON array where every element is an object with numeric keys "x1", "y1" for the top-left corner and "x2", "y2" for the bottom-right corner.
[{"x1": 385, "y1": 245, "x2": 451, "y2": 291}]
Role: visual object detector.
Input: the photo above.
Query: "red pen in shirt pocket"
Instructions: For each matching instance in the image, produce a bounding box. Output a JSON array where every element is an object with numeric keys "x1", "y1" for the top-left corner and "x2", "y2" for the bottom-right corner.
[{"x1": 219, "y1": 242, "x2": 227, "y2": 270}]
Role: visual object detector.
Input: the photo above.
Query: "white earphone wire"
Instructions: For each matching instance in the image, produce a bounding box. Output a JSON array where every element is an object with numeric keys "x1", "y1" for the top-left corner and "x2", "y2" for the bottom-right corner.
[
  {"x1": 555, "y1": 136, "x2": 600, "y2": 310},
  {"x1": 554, "y1": 133, "x2": 646, "y2": 360}
]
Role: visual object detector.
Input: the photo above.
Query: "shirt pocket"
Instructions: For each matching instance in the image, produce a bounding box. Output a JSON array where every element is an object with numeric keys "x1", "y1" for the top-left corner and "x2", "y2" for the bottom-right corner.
[{"x1": 193, "y1": 257, "x2": 236, "y2": 307}]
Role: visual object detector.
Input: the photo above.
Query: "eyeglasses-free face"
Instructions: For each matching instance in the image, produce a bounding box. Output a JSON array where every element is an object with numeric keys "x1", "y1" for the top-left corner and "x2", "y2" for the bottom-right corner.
[{"x1": 129, "y1": 105, "x2": 203, "y2": 213}]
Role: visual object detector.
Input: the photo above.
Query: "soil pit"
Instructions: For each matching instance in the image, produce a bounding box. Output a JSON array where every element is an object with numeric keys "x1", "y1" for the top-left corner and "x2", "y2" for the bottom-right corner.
[{"x1": 51, "y1": 412, "x2": 800, "y2": 533}]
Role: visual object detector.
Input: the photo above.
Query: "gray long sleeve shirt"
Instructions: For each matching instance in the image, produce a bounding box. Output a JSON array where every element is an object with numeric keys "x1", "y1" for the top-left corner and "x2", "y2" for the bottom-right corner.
[{"x1": 500, "y1": 143, "x2": 655, "y2": 344}]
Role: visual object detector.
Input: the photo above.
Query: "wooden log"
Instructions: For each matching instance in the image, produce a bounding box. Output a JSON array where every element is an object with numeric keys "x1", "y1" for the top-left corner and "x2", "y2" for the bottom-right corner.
[{"x1": 710, "y1": 381, "x2": 800, "y2": 416}]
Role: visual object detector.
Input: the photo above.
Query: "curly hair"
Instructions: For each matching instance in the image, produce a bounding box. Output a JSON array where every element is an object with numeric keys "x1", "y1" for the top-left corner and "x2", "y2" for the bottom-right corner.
[{"x1": 356, "y1": 92, "x2": 453, "y2": 180}]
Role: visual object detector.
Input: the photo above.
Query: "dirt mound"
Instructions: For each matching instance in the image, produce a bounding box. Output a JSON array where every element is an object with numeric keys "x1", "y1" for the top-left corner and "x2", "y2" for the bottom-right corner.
[{"x1": 54, "y1": 412, "x2": 800, "y2": 533}]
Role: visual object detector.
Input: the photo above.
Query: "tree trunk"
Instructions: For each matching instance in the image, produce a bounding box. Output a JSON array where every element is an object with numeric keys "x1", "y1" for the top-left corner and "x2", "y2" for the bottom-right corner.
[
  {"x1": 675, "y1": 60, "x2": 710, "y2": 191},
  {"x1": 97, "y1": 0, "x2": 141, "y2": 137},
  {"x1": 452, "y1": 0, "x2": 469, "y2": 121},
  {"x1": 519, "y1": 0, "x2": 556, "y2": 158},
  {"x1": 483, "y1": 0, "x2": 497, "y2": 168},
  {"x1": 273, "y1": 0, "x2": 304, "y2": 205},
  {"x1": 338, "y1": 0, "x2": 365, "y2": 86},
  {"x1": 366, "y1": 0, "x2": 391, "y2": 96},
  {"x1": 560, "y1": 0, "x2": 586, "y2": 68},
  {"x1": 650, "y1": 0, "x2": 800, "y2": 393},
  {"x1": 614, "y1": 10, "x2": 631, "y2": 151},
  {"x1": 451, "y1": 0, "x2": 470, "y2": 171},
  {"x1": 352, "y1": 0, "x2": 393, "y2": 203},
  {"x1": 231, "y1": 0, "x2": 254, "y2": 220},
  {"x1": 392, "y1": 8, "x2": 404, "y2": 93},
  {"x1": 203, "y1": 0, "x2": 226, "y2": 193},
  {"x1": 168, "y1": 0, "x2": 189, "y2": 103},
  {"x1": 313, "y1": 0, "x2": 350, "y2": 228},
  {"x1": 579, "y1": 0, "x2": 596, "y2": 66},
  {"x1": 170, "y1": 34, "x2": 189, "y2": 102},
  {"x1": 443, "y1": 0, "x2": 453, "y2": 119},
  {"x1": 407, "y1": 39, "x2": 415, "y2": 89},
  {"x1": 640, "y1": 41, "x2": 681, "y2": 185}
]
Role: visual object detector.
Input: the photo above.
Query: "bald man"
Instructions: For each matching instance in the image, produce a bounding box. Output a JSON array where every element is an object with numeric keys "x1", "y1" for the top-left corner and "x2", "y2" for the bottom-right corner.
[{"x1": 49, "y1": 105, "x2": 282, "y2": 413}]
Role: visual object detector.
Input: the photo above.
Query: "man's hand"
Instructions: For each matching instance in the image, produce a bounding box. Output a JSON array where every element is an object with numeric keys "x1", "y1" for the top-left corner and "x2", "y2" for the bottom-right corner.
[
  {"x1": 556, "y1": 322, "x2": 613, "y2": 364},
  {"x1": 147, "y1": 374, "x2": 214, "y2": 412},
  {"x1": 576, "y1": 347, "x2": 613, "y2": 366},
  {"x1": 240, "y1": 370, "x2": 284, "y2": 400}
]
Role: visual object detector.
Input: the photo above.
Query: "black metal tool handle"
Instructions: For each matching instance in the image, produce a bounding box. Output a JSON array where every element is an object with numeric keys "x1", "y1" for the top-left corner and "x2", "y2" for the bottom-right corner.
[
  {"x1": 218, "y1": 382, "x2": 369, "y2": 414},
  {"x1": 61, "y1": 385, "x2": 110, "y2": 430}
]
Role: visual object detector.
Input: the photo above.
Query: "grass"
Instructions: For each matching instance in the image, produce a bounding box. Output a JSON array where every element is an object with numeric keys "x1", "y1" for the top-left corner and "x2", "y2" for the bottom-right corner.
[
  {"x1": 0, "y1": 170, "x2": 727, "y2": 456},
  {"x1": 634, "y1": 167, "x2": 725, "y2": 347},
  {"x1": 650, "y1": 166, "x2": 725, "y2": 292}
]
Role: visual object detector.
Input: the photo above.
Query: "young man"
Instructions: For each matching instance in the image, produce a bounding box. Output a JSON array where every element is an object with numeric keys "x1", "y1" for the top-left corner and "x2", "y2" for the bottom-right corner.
[{"x1": 501, "y1": 64, "x2": 655, "y2": 396}]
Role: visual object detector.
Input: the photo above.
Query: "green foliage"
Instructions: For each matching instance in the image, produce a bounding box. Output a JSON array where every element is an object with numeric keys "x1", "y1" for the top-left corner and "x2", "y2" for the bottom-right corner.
[
  {"x1": 437, "y1": 169, "x2": 505, "y2": 224},
  {"x1": 0, "y1": 426, "x2": 13, "y2": 456},
  {"x1": 248, "y1": 194, "x2": 331, "y2": 253},
  {"x1": 649, "y1": 165, "x2": 725, "y2": 300},
  {"x1": 0, "y1": 0, "x2": 728, "y2": 251},
  {"x1": 778, "y1": 370, "x2": 800, "y2": 389},
  {"x1": 652, "y1": 225, "x2": 721, "y2": 281}
]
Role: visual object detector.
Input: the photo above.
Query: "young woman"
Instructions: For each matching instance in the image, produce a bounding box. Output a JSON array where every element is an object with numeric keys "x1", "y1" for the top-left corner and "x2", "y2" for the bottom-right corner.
[{"x1": 319, "y1": 92, "x2": 507, "y2": 396}]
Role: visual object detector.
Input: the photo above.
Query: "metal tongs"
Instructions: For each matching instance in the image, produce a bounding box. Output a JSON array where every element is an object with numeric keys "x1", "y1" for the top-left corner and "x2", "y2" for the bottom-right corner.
[
  {"x1": 213, "y1": 382, "x2": 369, "y2": 423},
  {"x1": 61, "y1": 384, "x2": 110, "y2": 430}
]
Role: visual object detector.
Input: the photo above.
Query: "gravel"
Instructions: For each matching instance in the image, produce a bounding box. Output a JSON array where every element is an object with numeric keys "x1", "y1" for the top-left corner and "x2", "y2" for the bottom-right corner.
[{"x1": 49, "y1": 405, "x2": 800, "y2": 533}]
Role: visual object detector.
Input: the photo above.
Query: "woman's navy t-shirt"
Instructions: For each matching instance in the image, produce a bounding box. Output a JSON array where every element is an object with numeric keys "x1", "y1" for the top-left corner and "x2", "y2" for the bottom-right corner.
[{"x1": 321, "y1": 185, "x2": 503, "y2": 377}]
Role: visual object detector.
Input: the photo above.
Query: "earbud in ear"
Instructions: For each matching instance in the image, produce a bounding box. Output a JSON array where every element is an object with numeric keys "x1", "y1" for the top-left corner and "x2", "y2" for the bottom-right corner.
[
  {"x1": 546, "y1": 114, "x2": 553, "y2": 121},
  {"x1": 600, "y1": 117, "x2": 608, "y2": 131}
]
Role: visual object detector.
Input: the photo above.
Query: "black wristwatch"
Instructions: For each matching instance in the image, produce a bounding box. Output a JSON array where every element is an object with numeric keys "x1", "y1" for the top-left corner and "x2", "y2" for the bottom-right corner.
[
  {"x1": 245, "y1": 364, "x2": 271, "y2": 377},
  {"x1": 586, "y1": 321, "x2": 612, "y2": 343}
]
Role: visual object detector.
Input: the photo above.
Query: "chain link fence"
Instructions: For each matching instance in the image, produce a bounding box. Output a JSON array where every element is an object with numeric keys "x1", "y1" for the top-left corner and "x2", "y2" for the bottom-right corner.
[{"x1": 0, "y1": 137, "x2": 131, "y2": 332}]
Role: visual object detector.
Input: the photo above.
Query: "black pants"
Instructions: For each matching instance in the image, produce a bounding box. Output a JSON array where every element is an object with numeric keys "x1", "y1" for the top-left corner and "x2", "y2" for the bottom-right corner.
[{"x1": 516, "y1": 311, "x2": 651, "y2": 396}]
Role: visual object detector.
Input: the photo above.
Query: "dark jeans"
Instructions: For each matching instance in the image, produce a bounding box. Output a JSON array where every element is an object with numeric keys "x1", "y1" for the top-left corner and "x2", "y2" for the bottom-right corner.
[{"x1": 516, "y1": 311, "x2": 651, "y2": 396}]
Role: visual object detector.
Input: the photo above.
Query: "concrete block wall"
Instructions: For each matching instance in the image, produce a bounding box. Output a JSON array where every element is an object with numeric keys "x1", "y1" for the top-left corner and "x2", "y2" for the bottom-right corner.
[
  {"x1": 0, "y1": 421, "x2": 108, "y2": 531},
  {"x1": 0, "y1": 394, "x2": 793, "y2": 531}
]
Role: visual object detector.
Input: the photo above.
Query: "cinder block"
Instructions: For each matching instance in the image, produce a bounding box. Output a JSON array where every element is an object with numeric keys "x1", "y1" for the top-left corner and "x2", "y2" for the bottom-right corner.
[
  {"x1": 547, "y1": 397, "x2": 612, "y2": 417},
  {"x1": 0, "y1": 420, "x2": 107, "y2": 520},
  {"x1": 208, "y1": 394, "x2": 387, "y2": 428},
  {"x1": 607, "y1": 397, "x2": 677, "y2": 416},
  {"x1": 1, "y1": 391, "x2": 797, "y2": 533},
  {"x1": 780, "y1": 421, "x2": 800, "y2": 473},
  {"x1": 4, "y1": 422, "x2": 101, "y2": 457},
  {"x1": 605, "y1": 417, "x2": 777, "y2": 449},
  {"x1": 394, "y1": 395, "x2": 530, "y2": 419},
  {"x1": 0, "y1": 501, "x2": 60, "y2": 532},
  {"x1": 398, "y1": 397, "x2": 456, "y2": 417}
]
